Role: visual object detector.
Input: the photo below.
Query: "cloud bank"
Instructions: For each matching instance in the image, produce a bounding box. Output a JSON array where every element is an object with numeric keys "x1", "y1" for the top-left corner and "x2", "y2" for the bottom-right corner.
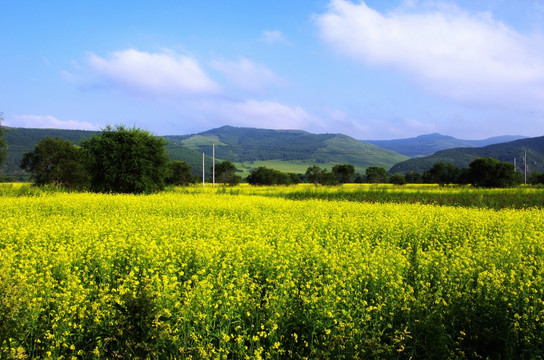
[
  {"x1": 261, "y1": 30, "x2": 289, "y2": 44},
  {"x1": 81, "y1": 49, "x2": 314, "y2": 133},
  {"x1": 316, "y1": 0, "x2": 544, "y2": 108},
  {"x1": 211, "y1": 57, "x2": 283, "y2": 95},
  {"x1": 7, "y1": 115, "x2": 101, "y2": 131},
  {"x1": 87, "y1": 49, "x2": 221, "y2": 98}
]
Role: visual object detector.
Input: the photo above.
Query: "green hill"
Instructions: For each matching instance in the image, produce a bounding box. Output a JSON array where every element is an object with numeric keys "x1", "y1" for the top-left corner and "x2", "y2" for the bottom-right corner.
[
  {"x1": 389, "y1": 136, "x2": 544, "y2": 174},
  {"x1": 165, "y1": 126, "x2": 409, "y2": 176},
  {"x1": 1, "y1": 126, "x2": 408, "y2": 180},
  {"x1": 2, "y1": 128, "x2": 97, "y2": 179},
  {"x1": 365, "y1": 133, "x2": 527, "y2": 158}
]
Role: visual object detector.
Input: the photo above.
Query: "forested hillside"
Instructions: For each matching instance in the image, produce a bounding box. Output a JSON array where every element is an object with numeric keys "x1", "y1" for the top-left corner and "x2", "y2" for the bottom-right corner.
[
  {"x1": 2, "y1": 126, "x2": 408, "y2": 179},
  {"x1": 166, "y1": 126, "x2": 408, "y2": 175},
  {"x1": 389, "y1": 136, "x2": 544, "y2": 174},
  {"x1": 365, "y1": 133, "x2": 527, "y2": 158},
  {"x1": 2, "y1": 128, "x2": 97, "y2": 179}
]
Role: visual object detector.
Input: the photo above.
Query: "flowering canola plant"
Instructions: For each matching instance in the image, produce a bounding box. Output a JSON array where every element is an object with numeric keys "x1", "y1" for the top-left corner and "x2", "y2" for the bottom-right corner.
[{"x1": 1, "y1": 189, "x2": 543, "y2": 359}]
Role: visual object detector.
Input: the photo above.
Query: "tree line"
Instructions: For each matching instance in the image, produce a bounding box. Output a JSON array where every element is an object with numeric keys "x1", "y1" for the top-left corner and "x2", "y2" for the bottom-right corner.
[{"x1": 2, "y1": 123, "x2": 542, "y2": 193}]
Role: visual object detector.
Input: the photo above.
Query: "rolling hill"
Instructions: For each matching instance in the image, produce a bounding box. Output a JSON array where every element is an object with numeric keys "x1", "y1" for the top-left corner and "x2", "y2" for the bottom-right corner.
[
  {"x1": 365, "y1": 133, "x2": 527, "y2": 158},
  {"x1": 1, "y1": 126, "x2": 408, "y2": 180},
  {"x1": 389, "y1": 136, "x2": 544, "y2": 174},
  {"x1": 164, "y1": 126, "x2": 409, "y2": 176},
  {"x1": 2, "y1": 127, "x2": 98, "y2": 179}
]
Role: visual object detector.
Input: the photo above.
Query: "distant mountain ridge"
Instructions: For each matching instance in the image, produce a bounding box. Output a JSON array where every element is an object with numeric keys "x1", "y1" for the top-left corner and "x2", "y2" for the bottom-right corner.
[
  {"x1": 164, "y1": 125, "x2": 408, "y2": 176},
  {"x1": 365, "y1": 133, "x2": 527, "y2": 158},
  {"x1": 2, "y1": 125, "x2": 408, "y2": 179},
  {"x1": 2, "y1": 125, "x2": 538, "y2": 180},
  {"x1": 389, "y1": 136, "x2": 544, "y2": 174}
]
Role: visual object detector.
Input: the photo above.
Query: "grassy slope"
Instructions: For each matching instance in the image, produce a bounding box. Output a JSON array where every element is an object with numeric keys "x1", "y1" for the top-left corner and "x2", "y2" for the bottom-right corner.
[{"x1": 170, "y1": 126, "x2": 408, "y2": 175}]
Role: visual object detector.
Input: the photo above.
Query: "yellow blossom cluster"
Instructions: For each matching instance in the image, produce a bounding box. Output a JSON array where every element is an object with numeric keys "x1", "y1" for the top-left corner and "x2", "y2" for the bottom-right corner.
[{"x1": 1, "y1": 187, "x2": 543, "y2": 358}]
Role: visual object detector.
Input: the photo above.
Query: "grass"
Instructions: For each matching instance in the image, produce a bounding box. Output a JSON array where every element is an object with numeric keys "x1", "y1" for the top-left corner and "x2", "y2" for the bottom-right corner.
[{"x1": 183, "y1": 183, "x2": 544, "y2": 210}]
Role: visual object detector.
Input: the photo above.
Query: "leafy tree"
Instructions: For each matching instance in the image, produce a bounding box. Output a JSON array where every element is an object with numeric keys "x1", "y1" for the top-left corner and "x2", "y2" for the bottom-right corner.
[
  {"x1": 20, "y1": 137, "x2": 88, "y2": 189},
  {"x1": 288, "y1": 173, "x2": 301, "y2": 185},
  {"x1": 82, "y1": 125, "x2": 169, "y2": 194},
  {"x1": 319, "y1": 170, "x2": 338, "y2": 186},
  {"x1": 404, "y1": 171, "x2": 422, "y2": 184},
  {"x1": 332, "y1": 163, "x2": 355, "y2": 184},
  {"x1": 529, "y1": 171, "x2": 544, "y2": 185},
  {"x1": 423, "y1": 162, "x2": 459, "y2": 186},
  {"x1": 354, "y1": 173, "x2": 365, "y2": 183},
  {"x1": 0, "y1": 113, "x2": 7, "y2": 167},
  {"x1": 305, "y1": 165, "x2": 338, "y2": 185},
  {"x1": 365, "y1": 166, "x2": 387, "y2": 183},
  {"x1": 166, "y1": 161, "x2": 193, "y2": 186},
  {"x1": 466, "y1": 157, "x2": 521, "y2": 188},
  {"x1": 214, "y1": 160, "x2": 241, "y2": 186},
  {"x1": 247, "y1": 166, "x2": 293, "y2": 185},
  {"x1": 390, "y1": 173, "x2": 407, "y2": 185},
  {"x1": 306, "y1": 165, "x2": 323, "y2": 185}
]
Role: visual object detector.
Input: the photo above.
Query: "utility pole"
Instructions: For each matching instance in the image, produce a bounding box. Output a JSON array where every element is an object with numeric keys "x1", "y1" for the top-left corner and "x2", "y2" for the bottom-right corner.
[
  {"x1": 212, "y1": 143, "x2": 215, "y2": 188},
  {"x1": 514, "y1": 158, "x2": 517, "y2": 172},
  {"x1": 524, "y1": 150, "x2": 527, "y2": 185},
  {"x1": 202, "y1": 152, "x2": 205, "y2": 188}
]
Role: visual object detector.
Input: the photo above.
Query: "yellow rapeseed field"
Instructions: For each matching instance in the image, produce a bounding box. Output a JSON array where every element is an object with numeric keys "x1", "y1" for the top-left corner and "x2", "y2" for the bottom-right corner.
[{"x1": 1, "y1": 187, "x2": 543, "y2": 359}]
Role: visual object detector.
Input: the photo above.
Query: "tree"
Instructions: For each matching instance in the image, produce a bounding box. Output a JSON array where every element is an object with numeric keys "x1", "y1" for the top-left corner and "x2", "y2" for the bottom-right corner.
[
  {"x1": 390, "y1": 173, "x2": 407, "y2": 185},
  {"x1": 82, "y1": 125, "x2": 169, "y2": 194},
  {"x1": 305, "y1": 165, "x2": 338, "y2": 185},
  {"x1": 466, "y1": 157, "x2": 521, "y2": 188},
  {"x1": 319, "y1": 170, "x2": 338, "y2": 186},
  {"x1": 365, "y1": 166, "x2": 387, "y2": 183},
  {"x1": 20, "y1": 137, "x2": 88, "y2": 189},
  {"x1": 214, "y1": 160, "x2": 241, "y2": 186},
  {"x1": 0, "y1": 113, "x2": 7, "y2": 167},
  {"x1": 166, "y1": 161, "x2": 193, "y2": 186},
  {"x1": 529, "y1": 171, "x2": 544, "y2": 185},
  {"x1": 404, "y1": 171, "x2": 422, "y2": 184},
  {"x1": 247, "y1": 166, "x2": 293, "y2": 185},
  {"x1": 306, "y1": 165, "x2": 323, "y2": 185},
  {"x1": 354, "y1": 173, "x2": 365, "y2": 183},
  {"x1": 332, "y1": 164, "x2": 355, "y2": 184},
  {"x1": 423, "y1": 162, "x2": 459, "y2": 186}
]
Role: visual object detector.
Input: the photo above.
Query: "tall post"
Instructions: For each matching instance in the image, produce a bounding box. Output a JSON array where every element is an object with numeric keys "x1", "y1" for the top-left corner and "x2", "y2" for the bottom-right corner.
[
  {"x1": 524, "y1": 150, "x2": 527, "y2": 185},
  {"x1": 202, "y1": 152, "x2": 205, "y2": 188},
  {"x1": 213, "y1": 143, "x2": 215, "y2": 188}
]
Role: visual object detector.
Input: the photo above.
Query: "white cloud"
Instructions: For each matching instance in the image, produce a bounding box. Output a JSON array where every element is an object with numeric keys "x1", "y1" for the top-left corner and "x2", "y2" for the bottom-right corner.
[
  {"x1": 211, "y1": 57, "x2": 284, "y2": 94},
  {"x1": 87, "y1": 49, "x2": 221, "y2": 98},
  {"x1": 316, "y1": 0, "x2": 544, "y2": 108},
  {"x1": 261, "y1": 30, "x2": 289, "y2": 44},
  {"x1": 6, "y1": 115, "x2": 101, "y2": 130},
  {"x1": 192, "y1": 99, "x2": 315, "y2": 130}
]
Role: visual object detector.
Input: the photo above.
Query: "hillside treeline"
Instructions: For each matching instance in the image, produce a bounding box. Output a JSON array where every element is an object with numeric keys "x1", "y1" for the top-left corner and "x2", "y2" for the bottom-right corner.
[{"x1": 7, "y1": 125, "x2": 544, "y2": 192}]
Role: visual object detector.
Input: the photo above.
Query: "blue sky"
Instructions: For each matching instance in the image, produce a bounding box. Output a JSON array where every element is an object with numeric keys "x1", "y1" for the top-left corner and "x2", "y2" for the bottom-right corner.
[{"x1": 1, "y1": 0, "x2": 544, "y2": 139}]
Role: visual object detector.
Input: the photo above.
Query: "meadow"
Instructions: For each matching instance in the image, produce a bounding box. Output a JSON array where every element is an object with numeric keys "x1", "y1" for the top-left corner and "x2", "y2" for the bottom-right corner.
[{"x1": 1, "y1": 183, "x2": 544, "y2": 359}]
